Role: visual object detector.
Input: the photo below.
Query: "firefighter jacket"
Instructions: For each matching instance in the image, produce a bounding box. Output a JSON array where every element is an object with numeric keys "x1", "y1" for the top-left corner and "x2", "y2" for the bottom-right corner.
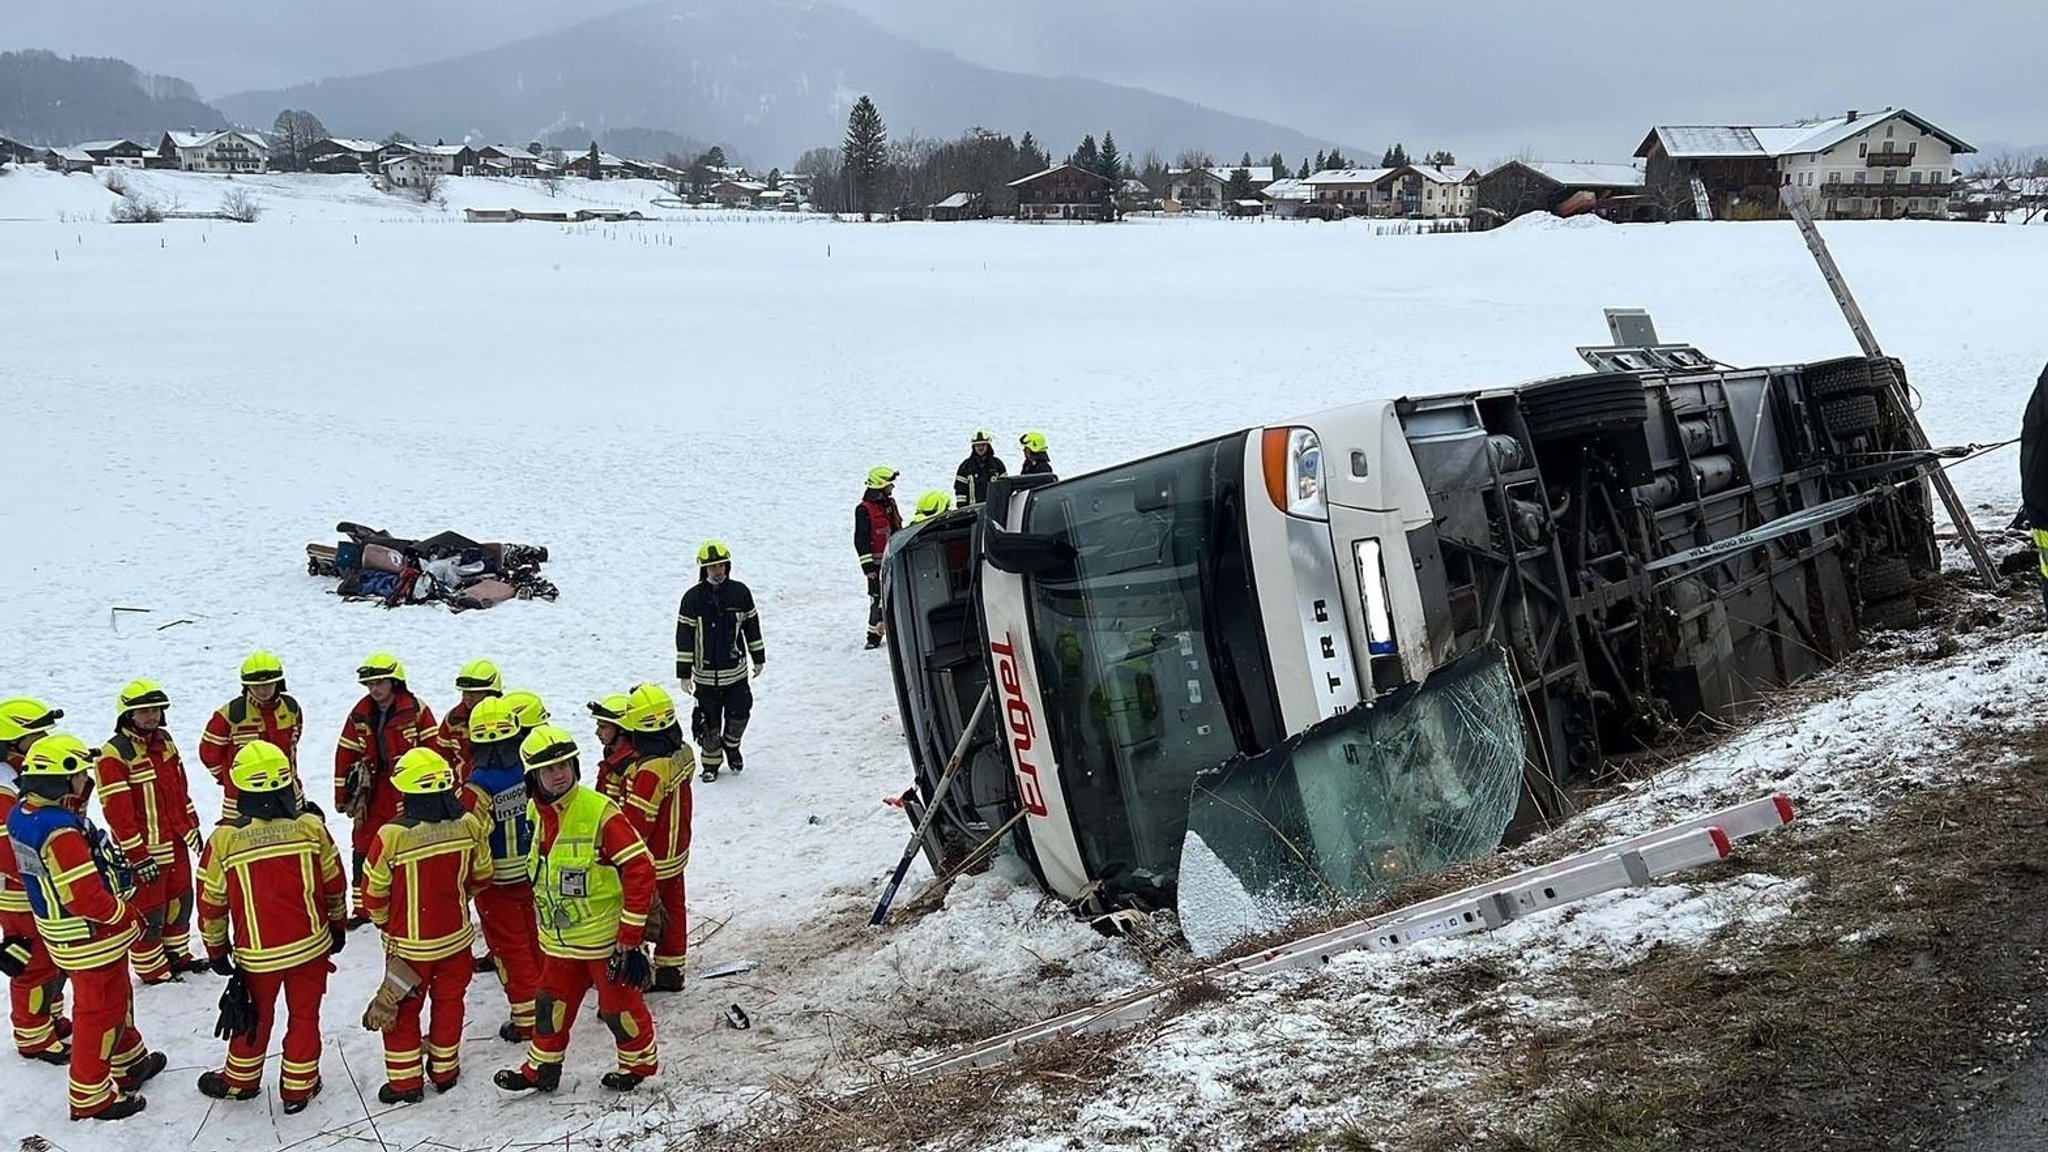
[
  {"x1": 525, "y1": 785, "x2": 656, "y2": 961},
  {"x1": 675, "y1": 578, "x2": 766, "y2": 686},
  {"x1": 854, "y1": 492, "x2": 903, "y2": 577},
  {"x1": 362, "y1": 809, "x2": 491, "y2": 963},
  {"x1": 432, "y1": 700, "x2": 480, "y2": 783},
  {"x1": 955, "y1": 450, "x2": 1008, "y2": 507},
  {"x1": 200, "y1": 692, "x2": 304, "y2": 820},
  {"x1": 196, "y1": 812, "x2": 347, "y2": 974},
  {"x1": 0, "y1": 765, "x2": 30, "y2": 917},
  {"x1": 462, "y1": 761, "x2": 537, "y2": 886},
  {"x1": 2024, "y1": 362, "x2": 2048, "y2": 517},
  {"x1": 1020, "y1": 449, "x2": 1053, "y2": 476},
  {"x1": 595, "y1": 737, "x2": 636, "y2": 801},
  {"x1": 334, "y1": 691, "x2": 439, "y2": 820},
  {"x1": 612, "y1": 735, "x2": 694, "y2": 879},
  {"x1": 7, "y1": 798, "x2": 139, "y2": 971},
  {"x1": 95, "y1": 729, "x2": 201, "y2": 868}
]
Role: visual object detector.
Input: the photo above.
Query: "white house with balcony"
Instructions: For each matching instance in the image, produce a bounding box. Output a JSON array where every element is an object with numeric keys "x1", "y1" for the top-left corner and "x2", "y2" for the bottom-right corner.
[
  {"x1": 1636, "y1": 108, "x2": 1972, "y2": 220},
  {"x1": 1167, "y1": 165, "x2": 1276, "y2": 211},
  {"x1": 159, "y1": 130, "x2": 270, "y2": 173}
]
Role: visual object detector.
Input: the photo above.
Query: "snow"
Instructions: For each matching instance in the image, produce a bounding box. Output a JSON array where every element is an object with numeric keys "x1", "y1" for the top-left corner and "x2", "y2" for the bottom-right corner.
[
  {"x1": 3, "y1": 171, "x2": 2048, "y2": 1149},
  {"x1": 1521, "y1": 160, "x2": 1646, "y2": 188}
]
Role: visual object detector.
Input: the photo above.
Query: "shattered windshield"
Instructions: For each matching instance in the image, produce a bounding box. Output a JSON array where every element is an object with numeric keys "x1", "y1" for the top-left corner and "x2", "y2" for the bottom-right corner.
[
  {"x1": 1021, "y1": 434, "x2": 1281, "y2": 900},
  {"x1": 1177, "y1": 646, "x2": 1528, "y2": 955}
]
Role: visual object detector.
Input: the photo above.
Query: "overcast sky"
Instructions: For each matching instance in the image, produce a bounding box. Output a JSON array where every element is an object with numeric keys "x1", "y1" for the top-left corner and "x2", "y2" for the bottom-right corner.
[{"x1": 9, "y1": 0, "x2": 2045, "y2": 161}]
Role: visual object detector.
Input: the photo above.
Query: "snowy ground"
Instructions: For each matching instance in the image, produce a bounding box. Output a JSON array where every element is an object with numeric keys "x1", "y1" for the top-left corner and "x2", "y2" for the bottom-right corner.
[{"x1": 2, "y1": 170, "x2": 2046, "y2": 1150}]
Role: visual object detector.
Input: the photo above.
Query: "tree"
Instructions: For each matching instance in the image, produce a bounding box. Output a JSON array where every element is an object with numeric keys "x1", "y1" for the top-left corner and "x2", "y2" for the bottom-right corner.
[
  {"x1": 1267, "y1": 152, "x2": 1287, "y2": 180},
  {"x1": 1172, "y1": 149, "x2": 1215, "y2": 171},
  {"x1": 1018, "y1": 131, "x2": 1047, "y2": 174},
  {"x1": 1314, "y1": 150, "x2": 1327, "y2": 173},
  {"x1": 1098, "y1": 131, "x2": 1124, "y2": 184},
  {"x1": 842, "y1": 94, "x2": 888, "y2": 220},
  {"x1": 1381, "y1": 143, "x2": 1411, "y2": 168},
  {"x1": 586, "y1": 141, "x2": 602, "y2": 181},
  {"x1": 381, "y1": 131, "x2": 414, "y2": 147},
  {"x1": 537, "y1": 150, "x2": 563, "y2": 196},
  {"x1": 1225, "y1": 166, "x2": 1255, "y2": 202},
  {"x1": 218, "y1": 186, "x2": 262, "y2": 222},
  {"x1": 796, "y1": 145, "x2": 846, "y2": 213},
  {"x1": 1424, "y1": 149, "x2": 1457, "y2": 166},
  {"x1": 1297, "y1": 158, "x2": 1311, "y2": 179},
  {"x1": 1071, "y1": 134, "x2": 1099, "y2": 172},
  {"x1": 270, "y1": 109, "x2": 328, "y2": 171},
  {"x1": 766, "y1": 166, "x2": 782, "y2": 189}
]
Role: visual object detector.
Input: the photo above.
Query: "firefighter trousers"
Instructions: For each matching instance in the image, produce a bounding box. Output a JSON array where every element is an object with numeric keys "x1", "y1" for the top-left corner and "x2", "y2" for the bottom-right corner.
[
  {"x1": 1, "y1": 909, "x2": 67, "y2": 1057},
  {"x1": 475, "y1": 884, "x2": 542, "y2": 1031},
  {"x1": 692, "y1": 681, "x2": 752, "y2": 771},
  {"x1": 521, "y1": 956, "x2": 657, "y2": 1077},
  {"x1": 652, "y1": 872, "x2": 689, "y2": 972},
  {"x1": 128, "y1": 844, "x2": 194, "y2": 982},
  {"x1": 384, "y1": 953, "x2": 472, "y2": 1091},
  {"x1": 224, "y1": 957, "x2": 329, "y2": 1100},
  {"x1": 66, "y1": 957, "x2": 148, "y2": 1119}
]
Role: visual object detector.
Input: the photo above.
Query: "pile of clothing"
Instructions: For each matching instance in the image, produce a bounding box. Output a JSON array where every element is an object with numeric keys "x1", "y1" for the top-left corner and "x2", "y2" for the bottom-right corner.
[{"x1": 306, "y1": 522, "x2": 558, "y2": 611}]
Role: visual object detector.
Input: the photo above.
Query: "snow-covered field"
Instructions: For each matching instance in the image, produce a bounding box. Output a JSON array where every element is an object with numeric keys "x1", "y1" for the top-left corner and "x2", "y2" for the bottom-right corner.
[{"x1": 2, "y1": 170, "x2": 2046, "y2": 1150}]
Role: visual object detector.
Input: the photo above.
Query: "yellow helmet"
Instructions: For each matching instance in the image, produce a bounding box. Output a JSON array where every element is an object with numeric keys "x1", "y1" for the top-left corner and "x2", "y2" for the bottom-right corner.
[
  {"x1": 865, "y1": 465, "x2": 900, "y2": 490},
  {"x1": 587, "y1": 694, "x2": 632, "y2": 726},
  {"x1": 455, "y1": 659, "x2": 504, "y2": 693},
  {"x1": 519, "y1": 724, "x2": 580, "y2": 770},
  {"x1": 1019, "y1": 431, "x2": 1049, "y2": 454},
  {"x1": 117, "y1": 679, "x2": 170, "y2": 715},
  {"x1": 503, "y1": 690, "x2": 549, "y2": 731},
  {"x1": 239, "y1": 651, "x2": 286, "y2": 686},
  {"x1": 0, "y1": 698, "x2": 63, "y2": 744},
  {"x1": 970, "y1": 429, "x2": 994, "y2": 446},
  {"x1": 20, "y1": 733, "x2": 96, "y2": 778},
  {"x1": 697, "y1": 540, "x2": 733, "y2": 567},
  {"x1": 469, "y1": 696, "x2": 520, "y2": 743},
  {"x1": 617, "y1": 683, "x2": 677, "y2": 734},
  {"x1": 357, "y1": 653, "x2": 407, "y2": 685},
  {"x1": 912, "y1": 490, "x2": 951, "y2": 522},
  {"x1": 229, "y1": 740, "x2": 295, "y2": 793},
  {"x1": 392, "y1": 747, "x2": 457, "y2": 794}
]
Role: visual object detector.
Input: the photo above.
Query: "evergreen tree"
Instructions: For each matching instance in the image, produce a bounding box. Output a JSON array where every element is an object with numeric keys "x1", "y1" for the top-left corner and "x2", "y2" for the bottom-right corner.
[
  {"x1": 1424, "y1": 149, "x2": 1457, "y2": 166},
  {"x1": 842, "y1": 94, "x2": 888, "y2": 220},
  {"x1": 1313, "y1": 149, "x2": 1327, "y2": 173},
  {"x1": 1297, "y1": 158, "x2": 1311, "y2": 179},
  {"x1": 1225, "y1": 166, "x2": 1255, "y2": 202},
  {"x1": 1267, "y1": 152, "x2": 1287, "y2": 179},
  {"x1": 1381, "y1": 143, "x2": 1411, "y2": 168},
  {"x1": 766, "y1": 166, "x2": 782, "y2": 189},
  {"x1": 1326, "y1": 148, "x2": 1350, "y2": 170},
  {"x1": 1098, "y1": 131, "x2": 1124, "y2": 183},
  {"x1": 1239, "y1": 151, "x2": 1254, "y2": 169},
  {"x1": 1018, "y1": 131, "x2": 1046, "y2": 174},
  {"x1": 587, "y1": 141, "x2": 601, "y2": 180},
  {"x1": 1071, "y1": 133, "x2": 1099, "y2": 172}
]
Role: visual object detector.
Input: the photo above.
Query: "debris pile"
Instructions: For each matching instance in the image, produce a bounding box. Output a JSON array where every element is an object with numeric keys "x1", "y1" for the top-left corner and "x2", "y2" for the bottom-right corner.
[{"x1": 306, "y1": 521, "x2": 557, "y2": 611}]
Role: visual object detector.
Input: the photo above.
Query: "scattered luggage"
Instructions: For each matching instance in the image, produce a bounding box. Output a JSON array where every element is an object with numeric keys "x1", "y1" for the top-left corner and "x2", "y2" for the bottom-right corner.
[{"x1": 307, "y1": 522, "x2": 558, "y2": 611}]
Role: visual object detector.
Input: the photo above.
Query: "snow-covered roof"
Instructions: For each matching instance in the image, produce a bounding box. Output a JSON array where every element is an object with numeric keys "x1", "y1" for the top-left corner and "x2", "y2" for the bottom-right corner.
[
  {"x1": 322, "y1": 138, "x2": 382, "y2": 153},
  {"x1": 1640, "y1": 110, "x2": 1975, "y2": 160},
  {"x1": 49, "y1": 148, "x2": 93, "y2": 163},
  {"x1": 1260, "y1": 178, "x2": 1313, "y2": 201},
  {"x1": 932, "y1": 192, "x2": 977, "y2": 209},
  {"x1": 76, "y1": 139, "x2": 141, "y2": 154},
  {"x1": 163, "y1": 130, "x2": 267, "y2": 152},
  {"x1": 477, "y1": 144, "x2": 534, "y2": 158},
  {"x1": 1407, "y1": 164, "x2": 1476, "y2": 184},
  {"x1": 715, "y1": 179, "x2": 768, "y2": 192},
  {"x1": 381, "y1": 153, "x2": 427, "y2": 169},
  {"x1": 1513, "y1": 161, "x2": 1646, "y2": 188},
  {"x1": 1304, "y1": 167, "x2": 1394, "y2": 186},
  {"x1": 1006, "y1": 163, "x2": 1110, "y2": 187}
]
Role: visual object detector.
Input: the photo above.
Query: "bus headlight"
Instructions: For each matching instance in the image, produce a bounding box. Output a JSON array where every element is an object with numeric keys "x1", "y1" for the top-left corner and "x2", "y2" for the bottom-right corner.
[
  {"x1": 1353, "y1": 538, "x2": 1397, "y2": 656},
  {"x1": 1261, "y1": 427, "x2": 1327, "y2": 521}
]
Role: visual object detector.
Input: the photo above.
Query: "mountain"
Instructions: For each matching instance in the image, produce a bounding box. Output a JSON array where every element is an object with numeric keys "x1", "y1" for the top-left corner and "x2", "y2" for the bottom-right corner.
[
  {"x1": 215, "y1": 0, "x2": 1339, "y2": 166},
  {"x1": 0, "y1": 49, "x2": 226, "y2": 145}
]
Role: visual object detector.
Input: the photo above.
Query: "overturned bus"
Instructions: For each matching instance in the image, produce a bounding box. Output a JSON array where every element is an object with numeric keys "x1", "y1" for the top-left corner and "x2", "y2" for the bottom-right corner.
[{"x1": 882, "y1": 312, "x2": 1938, "y2": 932}]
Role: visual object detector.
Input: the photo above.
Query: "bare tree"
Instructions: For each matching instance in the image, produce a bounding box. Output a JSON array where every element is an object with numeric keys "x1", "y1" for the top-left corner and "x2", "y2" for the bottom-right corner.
[
  {"x1": 415, "y1": 169, "x2": 445, "y2": 205},
  {"x1": 1172, "y1": 149, "x2": 1216, "y2": 171},
  {"x1": 539, "y1": 149, "x2": 565, "y2": 196},
  {"x1": 270, "y1": 109, "x2": 329, "y2": 171},
  {"x1": 219, "y1": 186, "x2": 262, "y2": 222}
]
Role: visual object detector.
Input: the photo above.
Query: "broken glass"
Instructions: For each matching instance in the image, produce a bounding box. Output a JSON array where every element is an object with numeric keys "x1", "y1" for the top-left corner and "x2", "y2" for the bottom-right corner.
[{"x1": 1177, "y1": 646, "x2": 1528, "y2": 956}]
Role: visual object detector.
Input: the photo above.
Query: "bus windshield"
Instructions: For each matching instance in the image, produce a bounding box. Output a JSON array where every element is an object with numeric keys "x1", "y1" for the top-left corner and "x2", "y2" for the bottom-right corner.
[{"x1": 1020, "y1": 435, "x2": 1282, "y2": 899}]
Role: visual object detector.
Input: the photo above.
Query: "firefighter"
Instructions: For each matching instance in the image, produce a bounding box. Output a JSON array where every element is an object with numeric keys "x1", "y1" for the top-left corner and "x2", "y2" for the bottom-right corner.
[
  {"x1": 0, "y1": 697, "x2": 70, "y2": 1065},
  {"x1": 336, "y1": 653, "x2": 439, "y2": 925},
  {"x1": 198, "y1": 652, "x2": 304, "y2": 824},
  {"x1": 589, "y1": 694, "x2": 637, "y2": 796},
  {"x1": 461, "y1": 698, "x2": 544, "y2": 1042},
  {"x1": 856, "y1": 466, "x2": 904, "y2": 650},
  {"x1": 435, "y1": 660, "x2": 504, "y2": 783},
  {"x1": 676, "y1": 540, "x2": 765, "y2": 780},
  {"x1": 910, "y1": 490, "x2": 952, "y2": 525},
  {"x1": 364, "y1": 747, "x2": 492, "y2": 1103},
  {"x1": 954, "y1": 429, "x2": 1008, "y2": 508},
  {"x1": 1019, "y1": 431, "x2": 1054, "y2": 476},
  {"x1": 494, "y1": 725, "x2": 659, "y2": 1094},
  {"x1": 610, "y1": 685, "x2": 693, "y2": 991},
  {"x1": 96, "y1": 680, "x2": 205, "y2": 982},
  {"x1": 9, "y1": 733, "x2": 165, "y2": 1121},
  {"x1": 2021, "y1": 361, "x2": 2048, "y2": 616},
  {"x1": 195, "y1": 740, "x2": 347, "y2": 1113}
]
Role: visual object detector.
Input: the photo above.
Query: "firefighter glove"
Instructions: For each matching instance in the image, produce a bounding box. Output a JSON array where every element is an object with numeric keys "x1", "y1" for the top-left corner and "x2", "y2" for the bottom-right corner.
[
  {"x1": 132, "y1": 856, "x2": 162, "y2": 884},
  {"x1": 607, "y1": 945, "x2": 652, "y2": 990},
  {"x1": 209, "y1": 954, "x2": 235, "y2": 978},
  {"x1": 0, "y1": 936, "x2": 32, "y2": 978},
  {"x1": 214, "y1": 968, "x2": 258, "y2": 1042},
  {"x1": 329, "y1": 923, "x2": 348, "y2": 955},
  {"x1": 184, "y1": 829, "x2": 203, "y2": 859},
  {"x1": 752, "y1": 659, "x2": 767, "y2": 680},
  {"x1": 676, "y1": 680, "x2": 696, "y2": 699}
]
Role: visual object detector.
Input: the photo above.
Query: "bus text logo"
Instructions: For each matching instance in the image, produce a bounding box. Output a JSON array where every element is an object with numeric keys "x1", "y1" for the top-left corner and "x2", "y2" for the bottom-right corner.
[{"x1": 989, "y1": 633, "x2": 1050, "y2": 818}]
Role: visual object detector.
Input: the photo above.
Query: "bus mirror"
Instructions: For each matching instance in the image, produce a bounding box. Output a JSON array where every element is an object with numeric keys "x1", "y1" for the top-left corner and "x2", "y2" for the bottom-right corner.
[{"x1": 984, "y1": 522, "x2": 1077, "y2": 576}]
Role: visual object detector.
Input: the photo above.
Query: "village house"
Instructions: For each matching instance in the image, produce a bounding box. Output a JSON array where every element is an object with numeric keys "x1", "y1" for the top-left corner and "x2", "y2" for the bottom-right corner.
[
  {"x1": 1388, "y1": 164, "x2": 1478, "y2": 217},
  {"x1": 0, "y1": 134, "x2": 38, "y2": 165},
  {"x1": 1477, "y1": 160, "x2": 1651, "y2": 223},
  {"x1": 929, "y1": 191, "x2": 986, "y2": 221},
  {"x1": 307, "y1": 137, "x2": 382, "y2": 174},
  {"x1": 160, "y1": 130, "x2": 269, "y2": 173},
  {"x1": 1635, "y1": 107, "x2": 1972, "y2": 220},
  {"x1": 1166, "y1": 165, "x2": 1276, "y2": 211},
  {"x1": 1008, "y1": 163, "x2": 1116, "y2": 221},
  {"x1": 43, "y1": 148, "x2": 96, "y2": 174},
  {"x1": 473, "y1": 144, "x2": 540, "y2": 177},
  {"x1": 1300, "y1": 168, "x2": 1393, "y2": 216},
  {"x1": 77, "y1": 139, "x2": 147, "y2": 168},
  {"x1": 710, "y1": 178, "x2": 767, "y2": 207},
  {"x1": 380, "y1": 153, "x2": 432, "y2": 189},
  {"x1": 1258, "y1": 177, "x2": 1314, "y2": 218}
]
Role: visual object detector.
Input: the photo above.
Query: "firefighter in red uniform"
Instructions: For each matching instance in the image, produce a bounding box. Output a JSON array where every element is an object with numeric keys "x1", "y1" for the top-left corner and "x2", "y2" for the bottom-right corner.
[
  {"x1": 364, "y1": 747, "x2": 491, "y2": 1102},
  {"x1": 9, "y1": 734, "x2": 166, "y2": 1121},
  {"x1": 434, "y1": 660, "x2": 504, "y2": 784},
  {"x1": 199, "y1": 652, "x2": 304, "y2": 823},
  {"x1": 855, "y1": 466, "x2": 904, "y2": 649},
  {"x1": 494, "y1": 725, "x2": 659, "y2": 1094},
  {"x1": 335, "y1": 654, "x2": 439, "y2": 924},
  {"x1": 195, "y1": 741, "x2": 348, "y2": 1113},
  {"x1": 589, "y1": 695, "x2": 636, "y2": 796},
  {"x1": 607, "y1": 685, "x2": 694, "y2": 992},
  {"x1": 0, "y1": 697, "x2": 70, "y2": 1064},
  {"x1": 461, "y1": 698, "x2": 544, "y2": 1042},
  {"x1": 96, "y1": 680, "x2": 205, "y2": 982}
]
